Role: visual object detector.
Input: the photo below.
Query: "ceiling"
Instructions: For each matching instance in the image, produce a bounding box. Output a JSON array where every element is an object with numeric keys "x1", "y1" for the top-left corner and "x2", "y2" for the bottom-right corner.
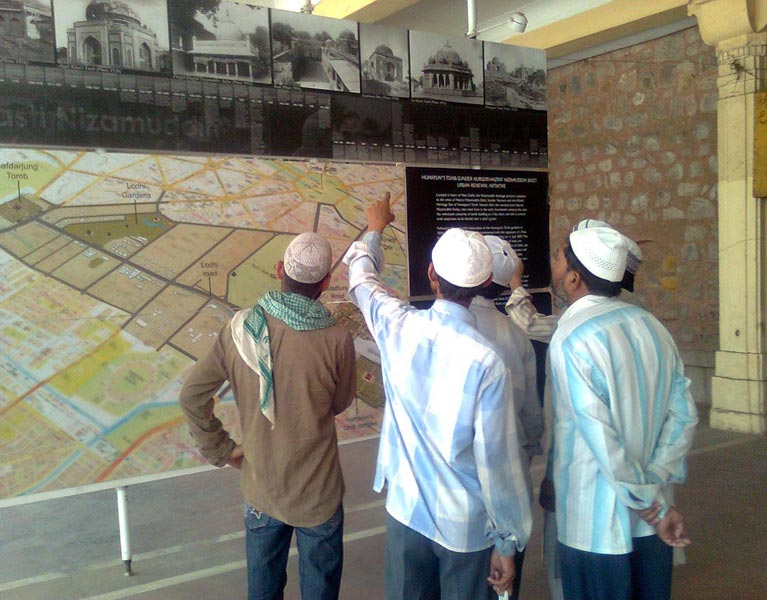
[{"x1": 266, "y1": 0, "x2": 697, "y2": 64}]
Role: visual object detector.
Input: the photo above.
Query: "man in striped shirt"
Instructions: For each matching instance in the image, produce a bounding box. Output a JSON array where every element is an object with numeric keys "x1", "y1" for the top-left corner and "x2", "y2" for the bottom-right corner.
[
  {"x1": 548, "y1": 226, "x2": 698, "y2": 600},
  {"x1": 344, "y1": 194, "x2": 532, "y2": 599}
]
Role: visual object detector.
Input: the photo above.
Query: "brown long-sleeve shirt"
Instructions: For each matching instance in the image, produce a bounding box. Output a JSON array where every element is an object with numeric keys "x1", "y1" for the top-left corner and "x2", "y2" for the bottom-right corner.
[{"x1": 179, "y1": 312, "x2": 356, "y2": 527}]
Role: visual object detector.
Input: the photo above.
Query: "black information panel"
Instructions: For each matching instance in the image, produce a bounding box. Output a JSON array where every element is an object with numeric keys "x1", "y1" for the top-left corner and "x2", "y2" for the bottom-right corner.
[{"x1": 406, "y1": 166, "x2": 550, "y2": 298}]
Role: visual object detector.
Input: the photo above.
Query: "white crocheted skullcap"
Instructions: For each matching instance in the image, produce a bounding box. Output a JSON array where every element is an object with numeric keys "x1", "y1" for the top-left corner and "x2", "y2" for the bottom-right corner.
[
  {"x1": 569, "y1": 226, "x2": 628, "y2": 283},
  {"x1": 432, "y1": 228, "x2": 493, "y2": 287},
  {"x1": 573, "y1": 218, "x2": 612, "y2": 232},
  {"x1": 624, "y1": 236, "x2": 643, "y2": 275},
  {"x1": 283, "y1": 232, "x2": 332, "y2": 284},
  {"x1": 484, "y1": 235, "x2": 520, "y2": 287}
]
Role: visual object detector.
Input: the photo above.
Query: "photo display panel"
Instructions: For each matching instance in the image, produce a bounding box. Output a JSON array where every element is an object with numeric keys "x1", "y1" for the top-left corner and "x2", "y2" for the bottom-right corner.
[{"x1": 0, "y1": 2, "x2": 547, "y2": 166}]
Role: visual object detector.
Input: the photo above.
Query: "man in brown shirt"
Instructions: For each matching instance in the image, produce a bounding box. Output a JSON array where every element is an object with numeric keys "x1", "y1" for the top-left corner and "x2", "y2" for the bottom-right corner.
[{"x1": 180, "y1": 232, "x2": 356, "y2": 600}]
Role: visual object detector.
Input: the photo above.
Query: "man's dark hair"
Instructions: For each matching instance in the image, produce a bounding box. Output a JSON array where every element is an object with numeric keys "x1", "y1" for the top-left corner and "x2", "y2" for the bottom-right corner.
[
  {"x1": 477, "y1": 281, "x2": 507, "y2": 300},
  {"x1": 564, "y1": 244, "x2": 622, "y2": 298},
  {"x1": 621, "y1": 270, "x2": 635, "y2": 293},
  {"x1": 282, "y1": 273, "x2": 326, "y2": 299},
  {"x1": 436, "y1": 274, "x2": 487, "y2": 303}
]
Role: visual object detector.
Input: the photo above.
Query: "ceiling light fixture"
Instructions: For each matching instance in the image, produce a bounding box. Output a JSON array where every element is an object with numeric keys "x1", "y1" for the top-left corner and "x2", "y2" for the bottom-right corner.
[{"x1": 466, "y1": 2, "x2": 528, "y2": 40}]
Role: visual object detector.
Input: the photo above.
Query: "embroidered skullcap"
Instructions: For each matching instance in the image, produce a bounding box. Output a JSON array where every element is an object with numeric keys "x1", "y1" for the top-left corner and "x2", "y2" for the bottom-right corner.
[
  {"x1": 573, "y1": 218, "x2": 611, "y2": 232},
  {"x1": 569, "y1": 226, "x2": 628, "y2": 283},
  {"x1": 283, "y1": 232, "x2": 332, "y2": 284},
  {"x1": 484, "y1": 235, "x2": 520, "y2": 287},
  {"x1": 431, "y1": 228, "x2": 492, "y2": 287},
  {"x1": 624, "y1": 237, "x2": 643, "y2": 275}
]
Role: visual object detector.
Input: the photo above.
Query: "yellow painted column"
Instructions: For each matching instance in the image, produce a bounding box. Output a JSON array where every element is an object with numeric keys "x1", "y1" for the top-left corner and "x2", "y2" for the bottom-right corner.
[{"x1": 689, "y1": 0, "x2": 767, "y2": 433}]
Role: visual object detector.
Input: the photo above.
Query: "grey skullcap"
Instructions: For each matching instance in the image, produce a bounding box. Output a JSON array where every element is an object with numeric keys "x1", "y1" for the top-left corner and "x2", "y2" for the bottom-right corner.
[
  {"x1": 431, "y1": 228, "x2": 492, "y2": 287},
  {"x1": 624, "y1": 237, "x2": 643, "y2": 275},
  {"x1": 569, "y1": 227, "x2": 628, "y2": 283},
  {"x1": 484, "y1": 235, "x2": 520, "y2": 287},
  {"x1": 573, "y1": 218, "x2": 611, "y2": 232},
  {"x1": 283, "y1": 232, "x2": 332, "y2": 284}
]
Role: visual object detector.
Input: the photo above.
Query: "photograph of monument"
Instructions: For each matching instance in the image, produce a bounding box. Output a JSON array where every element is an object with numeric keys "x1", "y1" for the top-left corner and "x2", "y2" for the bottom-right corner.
[
  {"x1": 409, "y1": 30, "x2": 483, "y2": 105},
  {"x1": 359, "y1": 22, "x2": 409, "y2": 98},
  {"x1": 484, "y1": 41, "x2": 546, "y2": 110},
  {"x1": 270, "y1": 8, "x2": 360, "y2": 93},
  {"x1": 54, "y1": 0, "x2": 171, "y2": 73},
  {"x1": 0, "y1": 0, "x2": 54, "y2": 63},
  {"x1": 168, "y1": 0, "x2": 271, "y2": 84}
]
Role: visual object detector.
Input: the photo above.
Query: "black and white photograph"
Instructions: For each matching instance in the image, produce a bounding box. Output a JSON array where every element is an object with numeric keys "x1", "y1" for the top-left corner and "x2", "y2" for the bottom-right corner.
[
  {"x1": 168, "y1": 0, "x2": 271, "y2": 84},
  {"x1": 409, "y1": 30, "x2": 483, "y2": 105},
  {"x1": 270, "y1": 8, "x2": 360, "y2": 94},
  {"x1": 484, "y1": 41, "x2": 546, "y2": 110},
  {"x1": 359, "y1": 22, "x2": 409, "y2": 98},
  {"x1": 0, "y1": 0, "x2": 55, "y2": 64},
  {"x1": 53, "y1": 0, "x2": 171, "y2": 73}
]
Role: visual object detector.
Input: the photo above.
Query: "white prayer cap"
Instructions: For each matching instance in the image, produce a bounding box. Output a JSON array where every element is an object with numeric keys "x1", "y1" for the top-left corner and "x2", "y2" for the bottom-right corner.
[
  {"x1": 573, "y1": 218, "x2": 611, "y2": 232},
  {"x1": 432, "y1": 228, "x2": 492, "y2": 287},
  {"x1": 283, "y1": 232, "x2": 332, "y2": 284},
  {"x1": 484, "y1": 235, "x2": 520, "y2": 287},
  {"x1": 569, "y1": 226, "x2": 628, "y2": 283},
  {"x1": 625, "y1": 237, "x2": 643, "y2": 275}
]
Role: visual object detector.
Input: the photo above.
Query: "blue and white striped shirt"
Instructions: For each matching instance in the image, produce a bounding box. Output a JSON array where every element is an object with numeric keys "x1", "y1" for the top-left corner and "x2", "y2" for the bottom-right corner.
[
  {"x1": 344, "y1": 232, "x2": 532, "y2": 555},
  {"x1": 549, "y1": 295, "x2": 698, "y2": 554}
]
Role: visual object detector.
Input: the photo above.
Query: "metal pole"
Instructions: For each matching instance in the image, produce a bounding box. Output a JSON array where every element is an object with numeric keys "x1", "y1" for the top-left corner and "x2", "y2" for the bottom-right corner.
[
  {"x1": 116, "y1": 487, "x2": 133, "y2": 575},
  {"x1": 466, "y1": 0, "x2": 478, "y2": 38}
]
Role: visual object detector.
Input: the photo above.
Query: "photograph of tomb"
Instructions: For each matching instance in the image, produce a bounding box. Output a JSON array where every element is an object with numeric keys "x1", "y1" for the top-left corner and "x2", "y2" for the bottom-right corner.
[
  {"x1": 359, "y1": 22, "x2": 408, "y2": 98},
  {"x1": 54, "y1": 0, "x2": 171, "y2": 73},
  {"x1": 168, "y1": 0, "x2": 271, "y2": 84},
  {"x1": 409, "y1": 30, "x2": 483, "y2": 105},
  {"x1": 484, "y1": 41, "x2": 546, "y2": 110}
]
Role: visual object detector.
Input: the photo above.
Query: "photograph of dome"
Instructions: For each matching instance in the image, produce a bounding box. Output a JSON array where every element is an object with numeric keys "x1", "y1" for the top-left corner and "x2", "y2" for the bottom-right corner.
[
  {"x1": 54, "y1": 0, "x2": 170, "y2": 72},
  {"x1": 359, "y1": 22, "x2": 409, "y2": 98},
  {"x1": 270, "y1": 8, "x2": 360, "y2": 94},
  {"x1": 168, "y1": 0, "x2": 271, "y2": 84},
  {"x1": 484, "y1": 41, "x2": 546, "y2": 111},
  {"x1": 0, "y1": 0, "x2": 54, "y2": 64},
  {"x1": 409, "y1": 30, "x2": 483, "y2": 105}
]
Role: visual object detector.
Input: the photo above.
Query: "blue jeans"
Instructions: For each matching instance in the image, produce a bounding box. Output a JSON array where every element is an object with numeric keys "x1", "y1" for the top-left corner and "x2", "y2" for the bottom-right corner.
[
  {"x1": 384, "y1": 515, "x2": 497, "y2": 600},
  {"x1": 244, "y1": 504, "x2": 344, "y2": 600}
]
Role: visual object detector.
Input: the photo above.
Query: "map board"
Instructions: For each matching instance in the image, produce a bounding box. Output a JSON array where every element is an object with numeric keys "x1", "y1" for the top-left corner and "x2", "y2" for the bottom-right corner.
[{"x1": 0, "y1": 147, "x2": 407, "y2": 500}]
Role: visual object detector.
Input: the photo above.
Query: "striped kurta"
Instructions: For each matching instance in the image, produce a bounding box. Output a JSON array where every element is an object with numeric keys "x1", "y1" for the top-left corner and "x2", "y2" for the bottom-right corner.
[
  {"x1": 344, "y1": 232, "x2": 532, "y2": 555},
  {"x1": 549, "y1": 295, "x2": 698, "y2": 555}
]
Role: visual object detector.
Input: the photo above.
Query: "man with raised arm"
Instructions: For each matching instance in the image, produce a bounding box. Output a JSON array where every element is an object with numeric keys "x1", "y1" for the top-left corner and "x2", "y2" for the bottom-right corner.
[
  {"x1": 343, "y1": 193, "x2": 532, "y2": 599},
  {"x1": 179, "y1": 232, "x2": 356, "y2": 600},
  {"x1": 548, "y1": 226, "x2": 697, "y2": 600}
]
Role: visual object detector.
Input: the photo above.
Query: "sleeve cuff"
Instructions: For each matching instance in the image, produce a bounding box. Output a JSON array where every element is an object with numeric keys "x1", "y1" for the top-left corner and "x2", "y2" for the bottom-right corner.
[{"x1": 493, "y1": 536, "x2": 520, "y2": 557}]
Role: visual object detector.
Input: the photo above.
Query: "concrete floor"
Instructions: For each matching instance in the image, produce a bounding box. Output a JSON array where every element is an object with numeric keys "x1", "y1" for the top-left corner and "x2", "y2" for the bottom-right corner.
[{"x1": 1, "y1": 423, "x2": 765, "y2": 600}]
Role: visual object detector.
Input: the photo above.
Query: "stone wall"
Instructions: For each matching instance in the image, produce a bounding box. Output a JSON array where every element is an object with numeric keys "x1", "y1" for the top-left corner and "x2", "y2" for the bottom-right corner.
[{"x1": 546, "y1": 27, "x2": 719, "y2": 405}]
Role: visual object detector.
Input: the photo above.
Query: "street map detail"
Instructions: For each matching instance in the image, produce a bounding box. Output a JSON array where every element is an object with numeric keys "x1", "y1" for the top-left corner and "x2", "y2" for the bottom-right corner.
[{"x1": 0, "y1": 149, "x2": 407, "y2": 499}]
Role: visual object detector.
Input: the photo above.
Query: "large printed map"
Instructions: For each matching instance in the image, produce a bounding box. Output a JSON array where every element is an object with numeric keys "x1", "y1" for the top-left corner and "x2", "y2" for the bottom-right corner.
[{"x1": 0, "y1": 149, "x2": 407, "y2": 499}]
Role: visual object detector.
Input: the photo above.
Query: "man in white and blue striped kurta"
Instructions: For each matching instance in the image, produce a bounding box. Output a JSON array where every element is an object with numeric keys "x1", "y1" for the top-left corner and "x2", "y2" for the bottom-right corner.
[
  {"x1": 343, "y1": 194, "x2": 532, "y2": 600},
  {"x1": 548, "y1": 226, "x2": 698, "y2": 600}
]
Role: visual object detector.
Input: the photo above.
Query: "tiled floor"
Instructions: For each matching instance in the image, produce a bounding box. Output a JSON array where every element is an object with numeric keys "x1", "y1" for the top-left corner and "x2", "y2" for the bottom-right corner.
[{"x1": 1, "y1": 424, "x2": 765, "y2": 599}]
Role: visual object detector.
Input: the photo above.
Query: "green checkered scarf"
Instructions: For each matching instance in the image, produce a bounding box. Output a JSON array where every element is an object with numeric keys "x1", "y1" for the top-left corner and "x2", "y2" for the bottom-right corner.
[{"x1": 241, "y1": 291, "x2": 335, "y2": 426}]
